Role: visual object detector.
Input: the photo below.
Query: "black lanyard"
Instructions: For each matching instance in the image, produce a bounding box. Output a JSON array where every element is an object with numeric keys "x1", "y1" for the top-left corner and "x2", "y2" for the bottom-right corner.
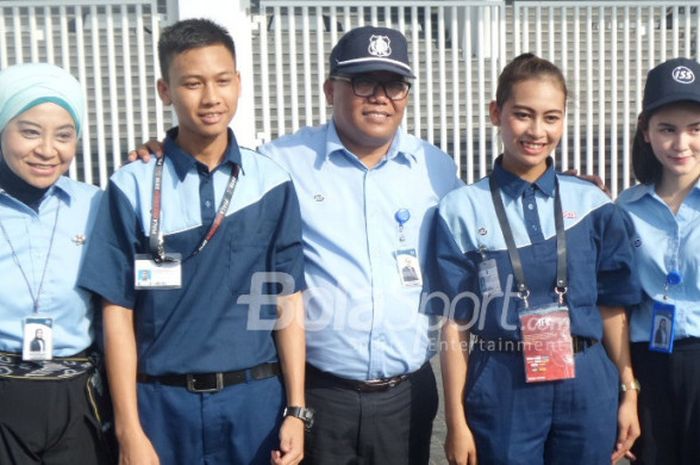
[
  {"x1": 488, "y1": 175, "x2": 567, "y2": 307},
  {"x1": 148, "y1": 155, "x2": 240, "y2": 263}
]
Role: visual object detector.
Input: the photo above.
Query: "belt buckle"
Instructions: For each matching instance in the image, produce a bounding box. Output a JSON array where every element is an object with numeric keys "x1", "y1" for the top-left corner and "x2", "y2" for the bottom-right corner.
[{"x1": 186, "y1": 373, "x2": 223, "y2": 393}]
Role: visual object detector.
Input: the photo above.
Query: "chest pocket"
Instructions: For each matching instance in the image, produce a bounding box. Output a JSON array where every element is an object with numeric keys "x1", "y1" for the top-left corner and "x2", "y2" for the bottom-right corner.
[{"x1": 228, "y1": 213, "x2": 278, "y2": 294}]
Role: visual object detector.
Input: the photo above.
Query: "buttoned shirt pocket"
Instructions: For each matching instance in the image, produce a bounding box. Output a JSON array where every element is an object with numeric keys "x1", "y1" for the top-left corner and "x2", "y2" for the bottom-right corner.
[{"x1": 228, "y1": 217, "x2": 277, "y2": 294}]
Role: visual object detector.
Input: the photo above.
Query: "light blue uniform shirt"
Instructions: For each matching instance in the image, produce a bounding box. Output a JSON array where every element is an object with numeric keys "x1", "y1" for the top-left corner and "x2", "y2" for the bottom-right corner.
[
  {"x1": 259, "y1": 121, "x2": 462, "y2": 380},
  {"x1": 0, "y1": 177, "x2": 102, "y2": 356},
  {"x1": 617, "y1": 181, "x2": 700, "y2": 342}
]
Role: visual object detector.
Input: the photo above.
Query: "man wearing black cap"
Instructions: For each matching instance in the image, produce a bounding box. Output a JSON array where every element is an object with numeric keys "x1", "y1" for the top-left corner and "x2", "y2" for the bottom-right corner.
[{"x1": 258, "y1": 26, "x2": 462, "y2": 465}]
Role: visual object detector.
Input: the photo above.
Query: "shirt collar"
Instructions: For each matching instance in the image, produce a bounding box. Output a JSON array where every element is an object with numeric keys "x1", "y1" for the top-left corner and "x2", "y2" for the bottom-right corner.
[
  {"x1": 492, "y1": 155, "x2": 556, "y2": 199},
  {"x1": 623, "y1": 178, "x2": 700, "y2": 203},
  {"x1": 164, "y1": 127, "x2": 243, "y2": 181},
  {"x1": 323, "y1": 120, "x2": 417, "y2": 167}
]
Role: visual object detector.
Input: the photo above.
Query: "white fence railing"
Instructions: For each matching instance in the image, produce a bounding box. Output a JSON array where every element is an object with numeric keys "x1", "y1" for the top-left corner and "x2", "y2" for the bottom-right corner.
[
  {"x1": 2, "y1": 1, "x2": 699, "y2": 195},
  {"x1": 0, "y1": 0, "x2": 164, "y2": 187}
]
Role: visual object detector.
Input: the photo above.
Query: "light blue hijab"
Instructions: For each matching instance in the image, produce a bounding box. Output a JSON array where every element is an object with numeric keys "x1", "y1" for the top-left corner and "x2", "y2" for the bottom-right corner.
[{"x1": 0, "y1": 63, "x2": 84, "y2": 136}]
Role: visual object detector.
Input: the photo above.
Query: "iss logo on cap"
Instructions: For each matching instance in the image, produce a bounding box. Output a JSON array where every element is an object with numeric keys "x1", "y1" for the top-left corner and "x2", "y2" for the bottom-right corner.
[
  {"x1": 672, "y1": 65, "x2": 695, "y2": 84},
  {"x1": 368, "y1": 35, "x2": 392, "y2": 57}
]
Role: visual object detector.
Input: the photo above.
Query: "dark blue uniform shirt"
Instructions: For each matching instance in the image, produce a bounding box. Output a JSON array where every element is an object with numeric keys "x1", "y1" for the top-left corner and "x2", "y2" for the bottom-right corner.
[
  {"x1": 78, "y1": 129, "x2": 305, "y2": 375},
  {"x1": 427, "y1": 158, "x2": 640, "y2": 341}
]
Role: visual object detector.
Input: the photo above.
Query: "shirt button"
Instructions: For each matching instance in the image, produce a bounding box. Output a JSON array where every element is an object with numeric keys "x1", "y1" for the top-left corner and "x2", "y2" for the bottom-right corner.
[
  {"x1": 527, "y1": 203, "x2": 534, "y2": 210},
  {"x1": 205, "y1": 200, "x2": 212, "y2": 208},
  {"x1": 531, "y1": 225, "x2": 538, "y2": 231}
]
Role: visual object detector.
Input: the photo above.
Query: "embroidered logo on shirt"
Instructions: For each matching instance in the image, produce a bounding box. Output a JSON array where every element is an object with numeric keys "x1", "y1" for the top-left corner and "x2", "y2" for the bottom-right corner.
[
  {"x1": 72, "y1": 234, "x2": 86, "y2": 245},
  {"x1": 368, "y1": 35, "x2": 392, "y2": 57},
  {"x1": 563, "y1": 211, "x2": 576, "y2": 219},
  {"x1": 313, "y1": 194, "x2": 325, "y2": 202},
  {"x1": 632, "y1": 236, "x2": 642, "y2": 248},
  {"x1": 478, "y1": 227, "x2": 488, "y2": 236}
]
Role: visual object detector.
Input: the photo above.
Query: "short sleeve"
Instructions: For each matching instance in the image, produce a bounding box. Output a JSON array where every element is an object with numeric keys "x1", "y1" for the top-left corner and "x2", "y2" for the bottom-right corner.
[
  {"x1": 595, "y1": 204, "x2": 641, "y2": 307},
  {"x1": 423, "y1": 212, "x2": 479, "y2": 321},
  {"x1": 271, "y1": 181, "x2": 306, "y2": 293},
  {"x1": 78, "y1": 180, "x2": 142, "y2": 309}
]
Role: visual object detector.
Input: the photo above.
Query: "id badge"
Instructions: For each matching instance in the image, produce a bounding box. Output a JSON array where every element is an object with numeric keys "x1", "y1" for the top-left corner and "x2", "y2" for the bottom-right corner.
[
  {"x1": 23, "y1": 316, "x2": 53, "y2": 361},
  {"x1": 478, "y1": 258, "x2": 501, "y2": 296},
  {"x1": 396, "y1": 248, "x2": 423, "y2": 288},
  {"x1": 649, "y1": 301, "x2": 675, "y2": 353},
  {"x1": 519, "y1": 303, "x2": 575, "y2": 383},
  {"x1": 134, "y1": 253, "x2": 182, "y2": 289}
]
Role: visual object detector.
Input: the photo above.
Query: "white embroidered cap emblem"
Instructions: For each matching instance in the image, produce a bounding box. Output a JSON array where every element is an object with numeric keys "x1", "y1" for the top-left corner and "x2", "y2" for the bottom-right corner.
[
  {"x1": 672, "y1": 65, "x2": 695, "y2": 84},
  {"x1": 368, "y1": 35, "x2": 392, "y2": 58}
]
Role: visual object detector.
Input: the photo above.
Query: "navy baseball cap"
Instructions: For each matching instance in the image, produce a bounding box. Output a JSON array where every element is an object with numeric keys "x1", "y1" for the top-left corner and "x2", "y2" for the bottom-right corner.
[
  {"x1": 330, "y1": 26, "x2": 415, "y2": 79},
  {"x1": 643, "y1": 57, "x2": 700, "y2": 113}
]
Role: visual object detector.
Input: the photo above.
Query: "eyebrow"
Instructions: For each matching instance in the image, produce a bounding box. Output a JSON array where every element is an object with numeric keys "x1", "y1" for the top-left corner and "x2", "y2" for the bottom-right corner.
[
  {"x1": 16, "y1": 120, "x2": 75, "y2": 131},
  {"x1": 511, "y1": 104, "x2": 564, "y2": 115},
  {"x1": 656, "y1": 120, "x2": 700, "y2": 128},
  {"x1": 180, "y1": 71, "x2": 236, "y2": 80}
]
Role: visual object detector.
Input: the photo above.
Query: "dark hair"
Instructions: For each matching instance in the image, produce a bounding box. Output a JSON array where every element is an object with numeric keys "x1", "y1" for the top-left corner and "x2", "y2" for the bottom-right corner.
[
  {"x1": 158, "y1": 18, "x2": 236, "y2": 80},
  {"x1": 495, "y1": 53, "x2": 568, "y2": 108},
  {"x1": 631, "y1": 111, "x2": 661, "y2": 185}
]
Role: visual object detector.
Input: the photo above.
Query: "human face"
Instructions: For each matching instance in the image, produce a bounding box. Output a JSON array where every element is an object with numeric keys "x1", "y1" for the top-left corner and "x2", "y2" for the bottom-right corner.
[
  {"x1": 324, "y1": 71, "x2": 409, "y2": 160},
  {"x1": 157, "y1": 44, "x2": 240, "y2": 150},
  {"x1": 0, "y1": 103, "x2": 77, "y2": 189},
  {"x1": 490, "y1": 78, "x2": 566, "y2": 181},
  {"x1": 643, "y1": 102, "x2": 700, "y2": 184}
]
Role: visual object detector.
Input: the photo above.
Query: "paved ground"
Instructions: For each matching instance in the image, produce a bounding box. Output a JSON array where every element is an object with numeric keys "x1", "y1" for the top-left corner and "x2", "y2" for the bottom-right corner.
[{"x1": 428, "y1": 358, "x2": 631, "y2": 465}]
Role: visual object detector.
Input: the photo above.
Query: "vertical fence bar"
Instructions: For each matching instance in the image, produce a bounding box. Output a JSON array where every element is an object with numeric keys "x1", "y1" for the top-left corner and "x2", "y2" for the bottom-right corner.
[
  {"x1": 288, "y1": 11, "x2": 299, "y2": 132},
  {"x1": 465, "y1": 5, "x2": 474, "y2": 183},
  {"x1": 90, "y1": 5, "x2": 108, "y2": 187},
  {"x1": 302, "y1": 7, "x2": 313, "y2": 127},
  {"x1": 106, "y1": 6, "x2": 121, "y2": 176},
  {"x1": 59, "y1": 6, "x2": 77, "y2": 179},
  {"x1": 660, "y1": 5, "x2": 667, "y2": 62},
  {"x1": 610, "y1": 7, "x2": 618, "y2": 197},
  {"x1": 75, "y1": 7, "x2": 93, "y2": 184},
  {"x1": 43, "y1": 6, "x2": 54, "y2": 64},
  {"x1": 672, "y1": 5, "x2": 679, "y2": 58},
  {"x1": 13, "y1": 7, "x2": 23, "y2": 63},
  {"x1": 597, "y1": 6, "x2": 606, "y2": 183},
  {"x1": 411, "y1": 6, "x2": 421, "y2": 137},
  {"x1": 0, "y1": 8, "x2": 8, "y2": 69},
  {"x1": 316, "y1": 6, "x2": 326, "y2": 125},
  {"x1": 120, "y1": 4, "x2": 135, "y2": 152},
  {"x1": 561, "y1": 6, "x2": 568, "y2": 171},
  {"x1": 259, "y1": 8, "x2": 271, "y2": 143},
  {"x1": 136, "y1": 4, "x2": 149, "y2": 143},
  {"x1": 29, "y1": 7, "x2": 39, "y2": 62},
  {"x1": 586, "y1": 6, "x2": 593, "y2": 175},
  {"x1": 437, "y1": 7, "x2": 447, "y2": 152},
  {"x1": 489, "y1": 5, "x2": 499, "y2": 164},
  {"x1": 623, "y1": 5, "x2": 631, "y2": 190},
  {"x1": 573, "y1": 6, "x2": 581, "y2": 172},
  {"x1": 150, "y1": 3, "x2": 163, "y2": 141},
  {"x1": 477, "y1": 6, "x2": 486, "y2": 178},
  {"x1": 535, "y1": 5, "x2": 542, "y2": 57},
  {"x1": 514, "y1": 3, "x2": 521, "y2": 57},
  {"x1": 450, "y1": 5, "x2": 460, "y2": 172},
  {"x1": 425, "y1": 5, "x2": 434, "y2": 144},
  {"x1": 274, "y1": 6, "x2": 285, "y2": 136}
]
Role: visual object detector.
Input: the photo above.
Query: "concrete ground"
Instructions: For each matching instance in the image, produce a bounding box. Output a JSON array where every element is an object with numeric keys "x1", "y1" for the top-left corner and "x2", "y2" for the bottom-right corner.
[{"x1": 428, "y1": 358, "x2": 631, "y2": 465}]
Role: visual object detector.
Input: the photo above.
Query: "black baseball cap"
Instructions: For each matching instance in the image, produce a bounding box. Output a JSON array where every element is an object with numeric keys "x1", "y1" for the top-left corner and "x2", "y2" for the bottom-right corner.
[
  {"x1": 329, "y1": 26, "x2": 415, "y2": 79},
  {"x1": 643, "y1": 57, "x2": 700, "y2": 114}
]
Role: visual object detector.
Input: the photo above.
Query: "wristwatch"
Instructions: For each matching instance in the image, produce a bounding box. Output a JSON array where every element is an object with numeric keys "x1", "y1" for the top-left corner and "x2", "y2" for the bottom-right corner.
[
  {"x1": 620, "y1": 379, "x2": 641, "y2": 393},
  {"x1": 283, "y1": 406, "x2": 315, "y2": 431}
]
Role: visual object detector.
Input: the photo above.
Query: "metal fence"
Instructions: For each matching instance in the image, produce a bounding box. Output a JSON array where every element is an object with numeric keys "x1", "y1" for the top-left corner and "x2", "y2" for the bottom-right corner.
[
  {"x1": 0, "y1": 0, "x2": 163, "y2": 187},
  {"x1": 2, "y1": 1, "x2": 699, "y2": 195}
]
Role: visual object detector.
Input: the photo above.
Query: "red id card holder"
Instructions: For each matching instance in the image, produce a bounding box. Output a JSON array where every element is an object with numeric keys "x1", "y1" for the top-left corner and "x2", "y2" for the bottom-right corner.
[{"x1": 519, "y1": 303, "x2": 576, "y2": 383}]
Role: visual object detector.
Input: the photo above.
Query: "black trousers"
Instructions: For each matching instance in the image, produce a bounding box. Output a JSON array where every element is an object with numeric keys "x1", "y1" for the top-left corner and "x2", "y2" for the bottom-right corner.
[
  {"x1": 303, "y1": 362, "x2": 438, "y2": 465},
  {"x1": 631, "y1": 340, "x2": 700, "y2": 465},
  {"x1": 0, "y1": 372, "x2": 111, "y2": 465}
]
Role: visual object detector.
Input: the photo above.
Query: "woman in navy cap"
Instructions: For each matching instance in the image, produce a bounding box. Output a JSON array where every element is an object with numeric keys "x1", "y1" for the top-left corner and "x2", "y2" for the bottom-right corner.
[
  {"x1": 0, "y1": 63, "x2": 110, "y2": 464},
  {"x1": 617, "y1": 57, "x2": 700, "y2": 465}
]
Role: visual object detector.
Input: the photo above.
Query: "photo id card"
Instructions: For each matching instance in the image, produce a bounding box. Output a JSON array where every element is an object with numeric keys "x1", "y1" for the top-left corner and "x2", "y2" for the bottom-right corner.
[
  {"x1": 23, "y1": 316, "x2": 53, "y2": 361},
  {"x1": 649, "y1": 300, "x2": 675, "y2": 353},
  {"x1": 519, "y1": 304, "x2": 575, "y2": 383},
  {"x1": 478, "y1": 258, "x2": 501, "y2": 296},
  {"x1": 134, "y1": 253, "x2": 182, "y2": 289},
  {"x1": 396, "y1": 248, "x2": 423, "y2": 288}
]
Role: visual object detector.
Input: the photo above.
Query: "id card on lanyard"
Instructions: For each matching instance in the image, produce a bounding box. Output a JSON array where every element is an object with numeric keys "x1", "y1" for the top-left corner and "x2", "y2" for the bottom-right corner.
[
  {"x1": 138, "y1": 155, "x2": 240, "y2": 289},
  {"x1": 648, "y1": 271, "x2": 682, "y2": 353},
  {"x1": 489, "y1": 175, "x2": 575, "y2": 383},
  {"x1": 394, "y1": 208, "x2": 423, "y2": 288}
]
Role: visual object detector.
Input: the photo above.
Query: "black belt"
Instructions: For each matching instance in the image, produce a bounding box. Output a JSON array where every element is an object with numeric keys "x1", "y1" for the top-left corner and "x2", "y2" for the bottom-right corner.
[
  {"x1": 137, "y1": 362, "x2": 280, "y2": 393},
  {"x1": 306, "y1": 362, "x2": 428, "y2": 393},
  {"x1": 472, "y1": 335, "x2": 598, "y2": 354}
]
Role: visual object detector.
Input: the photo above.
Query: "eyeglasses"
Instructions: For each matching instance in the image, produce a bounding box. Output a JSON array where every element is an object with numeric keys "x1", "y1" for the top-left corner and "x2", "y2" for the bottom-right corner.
[{"x1": 332, "y1": 75, "x2": 411, "y2": 101}]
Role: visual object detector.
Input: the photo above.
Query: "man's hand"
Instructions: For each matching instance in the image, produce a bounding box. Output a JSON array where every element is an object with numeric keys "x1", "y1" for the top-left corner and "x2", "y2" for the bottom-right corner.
[
  {"x1": 126, "y1": 139, "x2": 164, "y2": 164},
  {"x1": 117, "y1": 430, "x2": 160, "y2": 465},
  {"x1": 271, "y1": 416, "x2": 304, "y2": 465},
  {"x1": 563, "y1": 168, "x2": 610, "y2": 196}
]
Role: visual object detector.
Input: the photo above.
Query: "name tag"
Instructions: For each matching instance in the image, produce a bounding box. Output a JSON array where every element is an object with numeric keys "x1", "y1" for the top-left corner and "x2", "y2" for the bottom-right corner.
[
  {"x1": 478, "y1": 258, "x2": 501, "y2": 296},
  {"x1": 396, "y1": 248, "x2": 423, "y2": 288},
  {"x1": 519, "y1": 304, "x2": 575, "y2": 383},
  {"x1": 23, "y1": 316, "x2": 53, "y2": 361},
  {"x1": 649, "y1": 300, "x2": 675, "y2": 353},
  {"x1": 134, "y1": 253, "x2": 182, "y2": 289}
]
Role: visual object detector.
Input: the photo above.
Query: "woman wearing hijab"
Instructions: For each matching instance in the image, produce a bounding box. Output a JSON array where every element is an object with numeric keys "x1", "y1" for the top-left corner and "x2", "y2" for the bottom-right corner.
[{"x1": 0, "y1": 63, "x2": 110, "y2": 464}]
